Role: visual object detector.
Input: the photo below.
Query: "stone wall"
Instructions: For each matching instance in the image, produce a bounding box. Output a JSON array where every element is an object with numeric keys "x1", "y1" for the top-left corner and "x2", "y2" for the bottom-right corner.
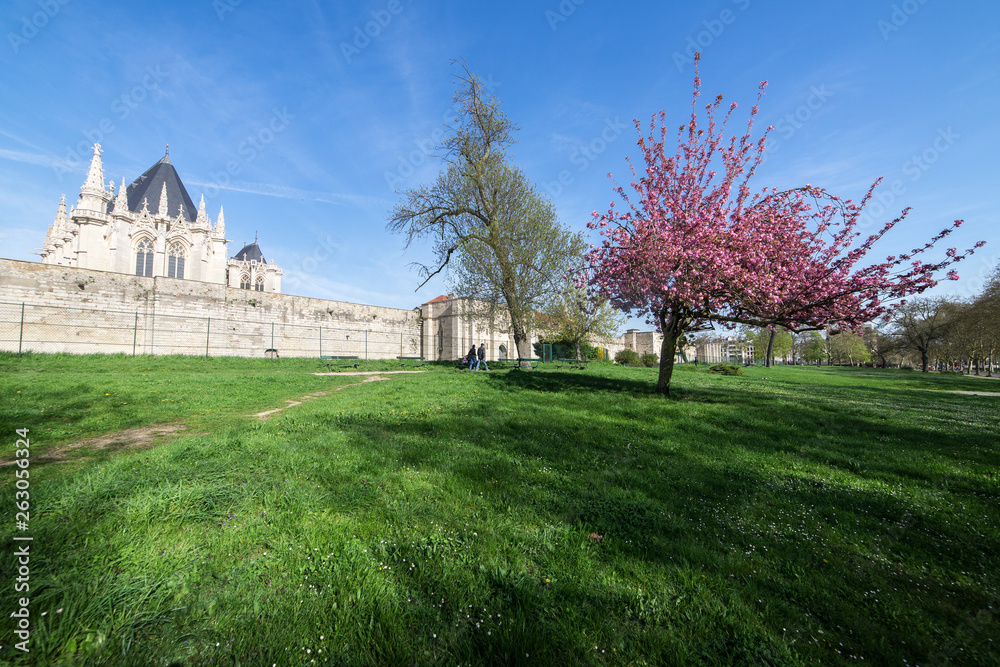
[
  {"x1": 0, "y1": 257, "x2": 676, "y2": 362},
  {"x1": 0, "y1": 258, "x2": 420, "y2": 359}
]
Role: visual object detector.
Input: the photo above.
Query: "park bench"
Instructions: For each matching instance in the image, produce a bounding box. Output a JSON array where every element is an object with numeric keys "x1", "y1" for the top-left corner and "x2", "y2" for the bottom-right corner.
[
  {"x1": 320, "y1": 355, "x2": 360, "y2": 371},
  {"x1": 557, "y1": 358, "x2": 592, "y2": 370},
  {"x1": 397, "y1": 356, "x2": 426, "y2": 369}
]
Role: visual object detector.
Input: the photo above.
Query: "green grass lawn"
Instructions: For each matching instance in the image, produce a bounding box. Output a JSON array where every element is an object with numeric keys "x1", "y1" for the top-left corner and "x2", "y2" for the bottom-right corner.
[{"x1": 0, "y1": 354, "x2": 997, "y2": 665}]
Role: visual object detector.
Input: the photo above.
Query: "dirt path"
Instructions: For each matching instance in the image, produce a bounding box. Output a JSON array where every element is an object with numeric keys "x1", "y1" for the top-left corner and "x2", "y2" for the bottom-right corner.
[
  {"x1": 914, "y1": 388, "x2": 1000, "y2": 397},
  {"x1": 252, "y1": 375, "x2": 390, "y2": 419},
  {"x1": 2, "y1": 373, "x2": 402, "y2": 467},
  {"x1": 311, "y1": 370, "x2": 427, "y2": 376},
  {"x1": 0, "y1": 423, "x2": 190, "y2": 467}
]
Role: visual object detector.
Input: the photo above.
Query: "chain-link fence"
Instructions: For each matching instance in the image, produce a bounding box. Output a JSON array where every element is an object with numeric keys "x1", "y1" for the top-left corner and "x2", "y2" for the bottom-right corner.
[{"x1": 0, "y1": 301, "x2": 422, "y2": 359}]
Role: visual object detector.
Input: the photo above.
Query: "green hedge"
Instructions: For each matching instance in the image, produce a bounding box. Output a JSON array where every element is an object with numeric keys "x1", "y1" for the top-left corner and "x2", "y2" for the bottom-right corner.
[{"x1": 614, "y1": 349, "x2": 640, "y2": 365}]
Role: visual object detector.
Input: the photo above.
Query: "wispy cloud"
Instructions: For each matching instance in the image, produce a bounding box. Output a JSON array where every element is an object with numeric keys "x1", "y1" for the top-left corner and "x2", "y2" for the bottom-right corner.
[
  {"x1": 0, "y1": 148, "x2": 57, "y2": 168},
  {"x1": 185, "y1": 179, "x2": 387, "y2": 209}
]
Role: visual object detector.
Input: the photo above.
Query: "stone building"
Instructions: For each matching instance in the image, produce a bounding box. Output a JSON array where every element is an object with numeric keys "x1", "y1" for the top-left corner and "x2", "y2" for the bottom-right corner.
[
  {"x1": 695, "y1": 335, "x2": 754, "y2": 365},
  {"x1": 39, "y1": 144, "x2": 282, "y2": 292}
]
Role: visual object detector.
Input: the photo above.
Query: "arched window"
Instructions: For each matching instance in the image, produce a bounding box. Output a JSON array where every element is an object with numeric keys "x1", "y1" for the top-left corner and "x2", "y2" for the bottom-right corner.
[
  {"x1": 254, "y1": 276, "x2": 265, "y2": 292},
  {"x1": 167, "y1": 243, "x2": 185, "y2": 279},
  {"x1": 240, "y1": 274, "x2": 251, "y2": 290},
  {"x1": 135, "y1": 239, "x2": 154, "y2": 277},
  {"x1": 498, "y1": 344, "x2": 508, "y2": 360}
]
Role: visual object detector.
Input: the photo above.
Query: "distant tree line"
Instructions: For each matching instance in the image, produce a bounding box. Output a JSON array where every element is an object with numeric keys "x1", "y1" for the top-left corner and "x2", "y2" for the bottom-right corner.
[{"x1": 718, "y1": 265, "x2": 998, "y2": 373}]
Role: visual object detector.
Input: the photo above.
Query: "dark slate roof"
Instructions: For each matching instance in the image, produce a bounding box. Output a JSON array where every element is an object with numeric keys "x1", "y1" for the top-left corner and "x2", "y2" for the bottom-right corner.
[
  {"x1": 109, "y1": 150, "x2": 197, "y2": 221},
  {"x1": 232, "y1": 242, "x2": 265, "y2": 263}
]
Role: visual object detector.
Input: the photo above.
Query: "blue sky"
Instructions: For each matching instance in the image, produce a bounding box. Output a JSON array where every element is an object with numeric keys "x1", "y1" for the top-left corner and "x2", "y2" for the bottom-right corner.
[{"x1": 1, "y1": 0, "x2": 997, "y2": 321}]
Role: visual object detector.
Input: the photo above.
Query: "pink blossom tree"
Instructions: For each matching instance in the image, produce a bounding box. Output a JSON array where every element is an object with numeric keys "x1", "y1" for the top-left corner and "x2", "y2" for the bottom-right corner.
[{"x1": 585, "y1": 57, "x2": 984, "y2": 396}]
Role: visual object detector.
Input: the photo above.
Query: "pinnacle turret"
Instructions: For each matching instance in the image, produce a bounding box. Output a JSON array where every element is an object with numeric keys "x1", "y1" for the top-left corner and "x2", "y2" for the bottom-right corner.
[
  {"x1": 215, "y1": 206, "x2": 225, "y2": 236},
  {"x1": 112, "y1": 178, "x2": 128, "y2": 213},
  {"x1": 157, "y1": 182, "x2": 169, "y2": 217},
  {"x1": 196, "y1": 194, "x2": 211, "y2": 228},
  {"x1": 54, "y1": 194, "x2": 67, "y2": 231}
]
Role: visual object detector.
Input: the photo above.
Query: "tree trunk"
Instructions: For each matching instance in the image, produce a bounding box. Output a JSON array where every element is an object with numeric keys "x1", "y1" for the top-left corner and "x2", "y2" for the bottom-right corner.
[
  {"x1": 765, "y1": 330, "x2": 776, "y2": 368},
  {"x1": 512, "y1": 323, "x2": 533, "y2": 368},
  {"x1": 655, "y1": 309, "x2": 684, "y2": 396},
  {"x1": 920, "y1": 348, "x2": 929, "y2": 372},
  {"x1": 574, "y1": 339, "x2": 582, "y2": 361}
]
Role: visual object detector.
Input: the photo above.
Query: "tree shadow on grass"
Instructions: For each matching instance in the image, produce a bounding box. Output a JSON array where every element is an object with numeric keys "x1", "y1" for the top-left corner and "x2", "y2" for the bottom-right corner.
[
  {"x1": 485, "y1": 365, "x2": 659, "y2": 396},
  {"x1": 310, "y1": 383, "x2": 999, "y2": 664}
]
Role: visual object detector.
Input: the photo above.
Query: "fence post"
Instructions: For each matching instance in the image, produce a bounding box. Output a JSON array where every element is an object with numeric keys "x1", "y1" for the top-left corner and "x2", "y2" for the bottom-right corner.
[
  {"x1": 319, "y1": 326, "x2": 322, "y2": 357},
  {"x1": 132, "y1": 312, "x2": 138, "y2": 358},
  {"x1": 400, "y1": 331, "x2": 403, "y2": 359},
  {"x1": 271, "y1": 322, "x2": 275, "y2": 353},
  {"x1": 365, "y1": 329, "x2": 368, "y2": 360},
  {"x1": 17, "y1": 303, "x2": 24, "y2": 358},
  {"x1": 205, "y1": 317, "x2": 211, "y2": 358}
]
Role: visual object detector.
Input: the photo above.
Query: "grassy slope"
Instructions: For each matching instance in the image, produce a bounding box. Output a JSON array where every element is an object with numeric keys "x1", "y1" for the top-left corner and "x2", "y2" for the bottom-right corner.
[{"x1": 0, "y1": 356, "x2": 997, "y2": 665}]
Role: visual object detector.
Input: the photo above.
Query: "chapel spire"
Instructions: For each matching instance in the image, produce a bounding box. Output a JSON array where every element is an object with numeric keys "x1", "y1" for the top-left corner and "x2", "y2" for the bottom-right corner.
[
  {"x1": 81, "y1": 144, "x2": 105, "y2": 196},
  {"x1": 215, "y1": 206, "x2": 225, "y2": 236},
  {"x1": 76, "y1": 143, "x2": 110, "y2": 213}
]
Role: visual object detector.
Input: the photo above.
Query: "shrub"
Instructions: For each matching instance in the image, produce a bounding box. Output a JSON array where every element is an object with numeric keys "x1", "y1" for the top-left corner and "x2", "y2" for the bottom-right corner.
[
  {"x1": 708, "y1": 363, "x2": 743, "y2": 376},
  {"x1": 640, "y1": 352, "x2": 659, "y2": 367},
  {"x1": 614, "y1": 349, "x2": 640, "y2": 366}
]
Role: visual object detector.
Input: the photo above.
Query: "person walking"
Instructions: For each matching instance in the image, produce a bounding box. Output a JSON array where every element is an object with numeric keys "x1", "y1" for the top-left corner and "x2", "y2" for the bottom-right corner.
[
  {"x1": 467, "y1": 344, "x2": 478, "y2": 371},
  {"x1": 477, "y1": 342, "x2": 489, "y2": 371}
]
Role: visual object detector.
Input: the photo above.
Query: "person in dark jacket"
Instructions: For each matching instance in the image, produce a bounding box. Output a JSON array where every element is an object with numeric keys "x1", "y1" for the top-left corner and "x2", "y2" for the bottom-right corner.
[
  {"x1": 467, "y1": 345, "x2": 477, "y2": 370},
  {"x1": 477, "y1": 342, "x2": 489, "y2": 371}
]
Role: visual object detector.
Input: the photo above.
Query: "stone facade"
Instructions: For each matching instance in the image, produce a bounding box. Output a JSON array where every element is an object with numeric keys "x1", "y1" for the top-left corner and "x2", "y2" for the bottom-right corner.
[
  {"x1": 0, "y1": 258, "x2": 681, "y2": 362},
  {"x1": 418, "y1": 294, "x2": 533, "y2": 362},
  {"x1": 0, "y1": 258, "x2": 418, "y2": 358},
  {"x1": 39, "y1": 144, "x2": 282, "y2": 294}
]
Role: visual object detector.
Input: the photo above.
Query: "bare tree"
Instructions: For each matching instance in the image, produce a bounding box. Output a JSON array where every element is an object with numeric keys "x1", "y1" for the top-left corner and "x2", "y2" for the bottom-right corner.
[
  {"x1": 889, "y1": 297, "x2": 955, "y2": 371},
  {"x1": 387, "y1": 63, "x2": 583, "y2": 365}
]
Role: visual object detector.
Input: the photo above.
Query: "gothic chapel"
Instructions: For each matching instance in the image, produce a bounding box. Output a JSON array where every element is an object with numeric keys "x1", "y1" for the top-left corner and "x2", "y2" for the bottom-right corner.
[{"x1": 39, "y1": 144, "x2": 282, "y2": 293}]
